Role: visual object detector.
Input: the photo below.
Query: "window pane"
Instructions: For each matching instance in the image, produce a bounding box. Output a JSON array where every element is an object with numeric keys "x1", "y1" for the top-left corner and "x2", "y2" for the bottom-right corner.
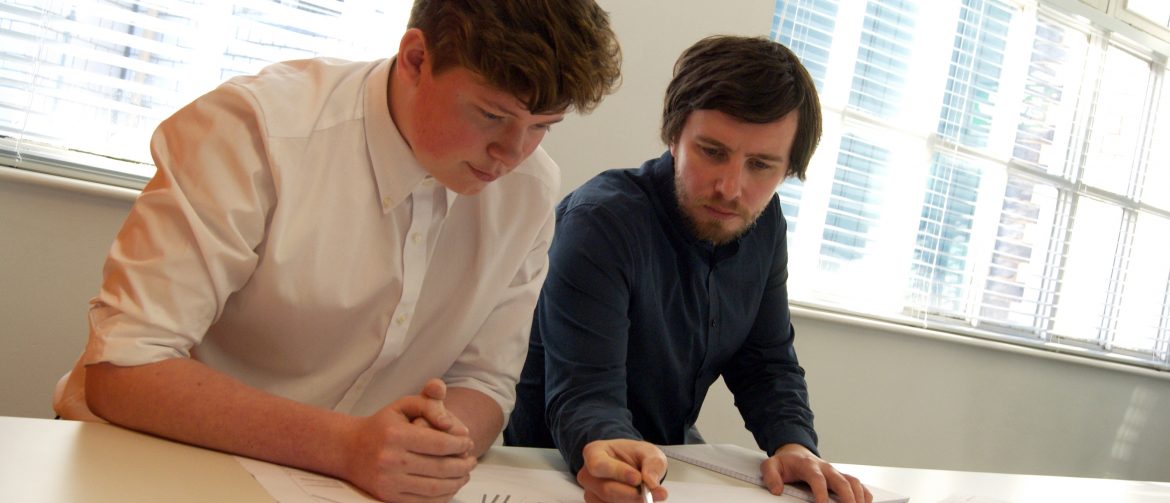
[
  {"x1": 979, "y1": 175, "x2": 1060, "y2": 332},
  {"x1": 0, "y1": 1, "x2": 196, "y2": 165},
  {"x1": 1113, "y1": 212, "x2": 1170, "y2": 352},
  {"x1": 908, "y1": 152, "x2": 983, "y2": 317},
  {"x1": 810, "y1": 131, "x2": 918, "y2": 310},
  {"x1": 774, "y1": 0, "x2": 839, "y2": 91},
  {"x1": 936, "y1": 0, "x2": 1012, "y2": 149},
  {"x1": 1052, "y1": 197, "x2": 1123, "y2": 342},
  {"x1": 820, "y1": 134, "x2": 889, "y2": 265},
  {"x1": 849, "y1": 0, "x2": 918, "y2": 120},
  {"x1": 1142, "y1": 67, "x2": 1170, "y2": 211},
  {"x1": 1081, "y1": 46, "x2": 1150, "y2": 196},
  {"x1": 1125, "y1": 0, "x2": 1170, "y2": 28},
  {"x1": 1010, "y1": 15, "x2": 1089, "y2": 174},
  {"x1": 779, "y1": 178, "x2": 805, "y2": 241},
  {"x1": 1, "y1": 0, "x2": 406, "y2": 177}
]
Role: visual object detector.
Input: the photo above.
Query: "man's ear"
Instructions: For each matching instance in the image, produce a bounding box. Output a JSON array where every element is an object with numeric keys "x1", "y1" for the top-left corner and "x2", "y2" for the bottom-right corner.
[{"x1": 396, "y1": 28, "x2": 428, "y2": 85}]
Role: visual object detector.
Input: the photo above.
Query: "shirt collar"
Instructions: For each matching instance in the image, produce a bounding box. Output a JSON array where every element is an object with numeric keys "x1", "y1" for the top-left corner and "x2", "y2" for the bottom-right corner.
[{"x1": 363, "y1": 58, "x2": 458, "y2": 214}]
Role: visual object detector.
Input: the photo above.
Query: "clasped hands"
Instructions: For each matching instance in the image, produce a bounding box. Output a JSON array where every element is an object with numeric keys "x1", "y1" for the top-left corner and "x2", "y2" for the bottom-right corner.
[
  {"x1": 343, "y1": 378, "x2": 476, "y2": 503},
  {"x1": 577, "y1": 439, "x2": 873, "y2": 503}
]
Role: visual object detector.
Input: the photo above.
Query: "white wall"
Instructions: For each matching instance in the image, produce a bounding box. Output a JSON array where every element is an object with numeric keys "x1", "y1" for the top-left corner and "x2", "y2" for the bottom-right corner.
[
  {"x1": 2, "y1": 0, "x2": 1168, "y2": 484},
  {"x1": 0, "y1": 170, "x2": 135, "y2": 419},
  {"x1": 695, "y1": 312, "x2": 1170, "y2": 482}
]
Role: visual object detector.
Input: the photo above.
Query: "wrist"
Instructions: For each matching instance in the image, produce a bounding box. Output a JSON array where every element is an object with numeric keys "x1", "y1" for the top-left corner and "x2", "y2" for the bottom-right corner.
[{"x1": 322, "y1": 412, "x2": 366, "y2": 480}]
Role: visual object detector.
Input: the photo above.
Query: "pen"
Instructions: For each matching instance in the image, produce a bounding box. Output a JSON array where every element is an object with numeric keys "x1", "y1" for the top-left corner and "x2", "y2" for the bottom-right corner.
[{"x1": 640, "y1": 482, "x2": 653, "y2": 503}]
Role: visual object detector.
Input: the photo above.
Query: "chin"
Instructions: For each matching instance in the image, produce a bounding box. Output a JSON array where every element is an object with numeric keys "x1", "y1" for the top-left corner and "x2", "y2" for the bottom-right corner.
[
  {"x1": 451, "y1": 179, "x2": 488, "y2": 196},
  {"x1": 450, "y1": 185, "x2": 483, "y2": 196}
]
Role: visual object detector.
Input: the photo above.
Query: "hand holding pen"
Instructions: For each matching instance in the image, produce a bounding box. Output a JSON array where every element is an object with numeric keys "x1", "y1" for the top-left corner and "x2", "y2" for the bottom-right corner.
[{"x1": 577, "y1": 439, "x2": 668, "y2": 502}]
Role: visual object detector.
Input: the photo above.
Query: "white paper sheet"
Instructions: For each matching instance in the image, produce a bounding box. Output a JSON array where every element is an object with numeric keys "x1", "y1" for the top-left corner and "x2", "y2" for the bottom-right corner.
[
  {"x1": 235, "y1": 457, "x2": 582, "y2": 503},
  {"x1": 236, "y1": 455, "x2": 834, "y2": 503},
  {"x1": 661, "y1": 480, "x2": 824, "y2": 503}
]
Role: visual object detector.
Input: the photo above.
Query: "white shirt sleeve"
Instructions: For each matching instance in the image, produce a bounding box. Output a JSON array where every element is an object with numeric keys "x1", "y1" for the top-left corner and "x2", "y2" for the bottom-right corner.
[{"x1": 85, "y1": 80, "x2": 276, "y2": 367}]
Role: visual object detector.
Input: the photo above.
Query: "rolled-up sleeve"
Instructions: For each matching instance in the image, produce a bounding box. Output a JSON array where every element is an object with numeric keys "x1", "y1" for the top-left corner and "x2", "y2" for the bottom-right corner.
[
  {"x1": 444, "y1": 205, "x2": 555, "y2": 419},
  {"x1": 84, "y1": 82, "x2": 276, "y2": 368}
]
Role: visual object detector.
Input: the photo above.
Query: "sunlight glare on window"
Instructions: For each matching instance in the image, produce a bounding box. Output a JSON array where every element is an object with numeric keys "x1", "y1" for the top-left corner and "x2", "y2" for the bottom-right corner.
[
  {"x1": 772, "y1": 0, "x2": 1170, "y2": 369},
  {"x1": 1125, "y1": 0, "x2": 1170, "y2": 29},
  {"x1": 1081, "y1": 46, "x2": 1150, "y2": 197},
  {"x1": 1141, "y1": 67, "x2": 1170, "y2": 211},
  {"x1": 1051, "y1": 197, "x2": 1123, "y2": 342},
  {"x1": 1112, "y1": 213, "x2": 1170, "y2": 353},
  {"x1": 0, "y1": 0, "x2": 410, "y2": 179}
]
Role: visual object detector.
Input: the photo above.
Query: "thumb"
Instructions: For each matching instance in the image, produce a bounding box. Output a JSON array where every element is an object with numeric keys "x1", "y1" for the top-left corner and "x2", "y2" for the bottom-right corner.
[
  {"x1": 641, "y1": 455, "x2": 669, "y2": 489},
  {"x1": 420, "y1": 378, "x2": 447, "y2": 401}
]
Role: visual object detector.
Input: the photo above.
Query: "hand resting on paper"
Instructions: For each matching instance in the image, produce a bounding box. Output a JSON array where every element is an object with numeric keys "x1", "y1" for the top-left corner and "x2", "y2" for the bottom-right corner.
[
  {"x1": 577, "y1": 439, "x2": 669, "y2": 502},
  {"x1": 762, "y1": 443, "x2": 872, "y2": 503},
  {"x1": 343, "y1": 378, "x2": 477, "y2": 503}
]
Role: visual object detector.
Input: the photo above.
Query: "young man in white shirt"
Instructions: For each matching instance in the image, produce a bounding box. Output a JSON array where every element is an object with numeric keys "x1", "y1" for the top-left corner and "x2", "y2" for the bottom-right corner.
[{"x1": 52, "y1": 1, "x2": 621, "y2": 501}]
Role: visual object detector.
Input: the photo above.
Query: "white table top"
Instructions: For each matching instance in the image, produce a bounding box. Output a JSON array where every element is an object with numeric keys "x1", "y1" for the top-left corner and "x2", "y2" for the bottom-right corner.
[{"x1": 2, "y1": 415, "x2": 1168, "y2": 502}]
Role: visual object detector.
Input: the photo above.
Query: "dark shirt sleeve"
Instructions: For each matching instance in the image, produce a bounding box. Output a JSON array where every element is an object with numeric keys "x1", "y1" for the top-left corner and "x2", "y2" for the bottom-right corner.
[
  {"x1": 539, "y1": 203, "x2": 642, "y2": 474},
  {"x1": 720, "y1": 229, "x2": 819, "y2": 457}
]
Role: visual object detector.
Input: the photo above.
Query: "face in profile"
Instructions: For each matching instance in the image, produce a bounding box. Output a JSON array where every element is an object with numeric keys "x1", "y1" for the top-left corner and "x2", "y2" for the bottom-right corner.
[
  {"x1": 670, "y1": 109, "x2": 799, "y2": 245},
  {"x1": 405, "y1": 60, "x2": 564, "y2": 195}
]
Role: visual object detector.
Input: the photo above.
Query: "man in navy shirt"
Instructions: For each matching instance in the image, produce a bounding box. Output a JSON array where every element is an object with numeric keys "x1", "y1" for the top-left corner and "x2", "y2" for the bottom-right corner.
[{"x1": 505, "y1": 36, "x2": 872, "y2": 503}]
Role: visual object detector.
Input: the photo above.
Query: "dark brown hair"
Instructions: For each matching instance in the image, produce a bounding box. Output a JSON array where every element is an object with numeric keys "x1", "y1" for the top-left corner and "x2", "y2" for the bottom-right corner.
[
  {"x1": 661, "y1": 35, "x2": 822, "y2": 180},
  {"x1": 409, "y1": 0, "x2": 622, "y2": 114}
]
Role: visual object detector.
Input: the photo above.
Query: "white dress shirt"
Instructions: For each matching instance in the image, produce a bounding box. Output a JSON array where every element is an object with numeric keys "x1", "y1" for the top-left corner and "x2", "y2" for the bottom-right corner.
[{"x1": 54, "y1": 57, "x2": 558, "y2": 419}]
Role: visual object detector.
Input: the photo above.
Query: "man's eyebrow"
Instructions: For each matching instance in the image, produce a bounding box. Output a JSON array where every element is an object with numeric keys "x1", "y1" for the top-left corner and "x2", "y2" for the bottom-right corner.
[
  {"x1": 695, "y1": 135, "x2": 785, "y2": 162},
  {"x1": 478, "y1": 97, "x2": 522, "y2": 116},
  {"x1": 481, "y1": 98, "x2": 565, "y2": 125},
  {"x1": 748, "y1": 152, "x2": 785, "y2": 163},
  {"x1": 694, "y1": 134, "x2": 730, "y2": 150}
]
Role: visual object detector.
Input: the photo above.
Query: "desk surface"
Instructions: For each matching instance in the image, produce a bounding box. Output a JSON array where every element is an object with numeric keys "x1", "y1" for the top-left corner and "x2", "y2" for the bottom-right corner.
[{"x1": 2, "y1": 415, "x2": 1168, "y2": 502}]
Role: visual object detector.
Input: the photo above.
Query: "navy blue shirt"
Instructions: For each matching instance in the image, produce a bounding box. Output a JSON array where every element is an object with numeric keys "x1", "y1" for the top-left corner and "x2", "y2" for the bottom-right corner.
[{"x1": 505, "y1": 152, "x2": 817, "y2": 474}]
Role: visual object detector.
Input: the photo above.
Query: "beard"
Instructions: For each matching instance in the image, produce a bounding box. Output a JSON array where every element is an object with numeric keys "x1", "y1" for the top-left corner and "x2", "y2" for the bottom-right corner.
[{"x1": 674, "y1": 175, "x2": 763, "y2": 246}]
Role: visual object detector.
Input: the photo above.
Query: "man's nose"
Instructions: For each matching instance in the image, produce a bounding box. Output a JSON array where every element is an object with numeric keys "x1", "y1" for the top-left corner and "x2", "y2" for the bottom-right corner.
[
  {"x1": 489, "y1": 123, "x2": 526, "y2": 169},
  {"x1": 713, "y1": 161, "x2": 743, "y2": 200}
]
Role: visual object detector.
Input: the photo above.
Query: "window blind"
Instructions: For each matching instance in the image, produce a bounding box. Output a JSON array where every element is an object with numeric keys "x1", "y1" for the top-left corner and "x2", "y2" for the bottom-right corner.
[
  {"x1": 774, "y1": 0, "x2": 1170, "y2": 370},
  {"x1": 0, "y1": 0, "x2": 407, "y2": 186}
]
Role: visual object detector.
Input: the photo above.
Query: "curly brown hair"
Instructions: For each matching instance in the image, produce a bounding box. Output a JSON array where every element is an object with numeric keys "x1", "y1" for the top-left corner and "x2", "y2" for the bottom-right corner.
[
  {"x1": 408, "y1": 0, "x2": 622, "y2": 115},
  {"x1": 661, "y1": 36, "x2": 822, "y2": 181}
]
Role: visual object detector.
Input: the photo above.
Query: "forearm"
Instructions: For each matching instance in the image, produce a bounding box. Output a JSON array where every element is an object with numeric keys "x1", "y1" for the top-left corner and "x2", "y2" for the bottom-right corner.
[
  {"x1": 85, "y1": 359, "x2": 360, "y2": 479},
  {"x1": 549, "y1": 399, "x2": 643, "y2": 474},
  {"x1": 728, "y1": 364, "x2": 817, "y2": 455},
  {"x1": 444, "y1": 387, "x2": 504, "y2": 457}
]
